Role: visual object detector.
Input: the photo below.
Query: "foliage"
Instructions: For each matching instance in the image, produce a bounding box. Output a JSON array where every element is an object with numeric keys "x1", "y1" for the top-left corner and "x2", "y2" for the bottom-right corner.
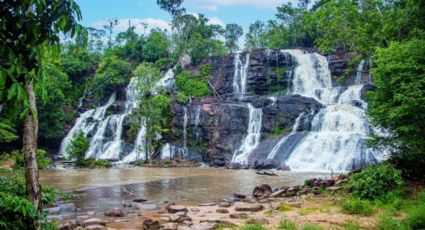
[
  {"x1": 245, "y1": 20, "x2": 268, "y2": 50},
  {"x1": 405, "y1": 194, "x2": 425, "y2": 229},
  {"x1": 375, "y1": 214, "x2": 410, "y2": 230},
  {"x1": 340, "y1": 221, "x2": 362, "y2": 230},
  {"x1": 278, "y1": 219, "x2": 297, "y2": 230},
  {"x1": 176, "y1": 92, "x2": 189, "y2": 105},
  {"x1": 94, "y1": 55, "x2": 133, "y2": 99},
  {"x1": 157, "y1": 0, "x2": 185, "y2": 17},
  {"x1": 0, "y1": 119, "x2": 17, "y2": 143},
  {"x1": 367, "y1": 39, "x2": 425, "y2": 180},
  {"x1": 114, "y1": 26, "x2": 145, "y2": 63},
  {"x1": 13, "y1": 149, "x2": 51, "y2": 169},
  {"x1": 67, "y1": 131, "x2": 89, "y2": 164},
  {"x1": 61, "y1": 44, "x2": 97, "y2": 80},
  {"x1": 143, "y1": 30, "x2": 170, "y2": 63},
  {"x1": 0, "y1": 192, "x2": 54, "y2": 230},
  {"x1": 224, "y1": 23, "x2": 244, "y2": 52},
  {"x1": 155, "y1": 58, "x2": 176, "y2": 70},
  {"x1": 340, "y1": 198, "x2": 374, "y2": 216},
  {"x1": 175, "y1": 70, "x2": 211, "y2": 98},
  {"x1": 350, "y1": 164, "x2": 404, "y2": 200},
  {"x1": 135, "y1": 64, "x2": 172, "y2": 159}
]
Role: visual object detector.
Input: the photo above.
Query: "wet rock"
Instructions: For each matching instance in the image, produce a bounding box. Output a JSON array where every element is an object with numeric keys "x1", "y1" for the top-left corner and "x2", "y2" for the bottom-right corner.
[
  {"x1": 216, "y1": 208, "x2": 229, "y2": 213},
  {"x1": 59, "y1": 221, "x2": 79, "y2": 230},
  {"x1": 285, "y1": 187, "x2": 299, "y2": 196},
  {"x1": 44, "y1": 206, "x2": 61, "y2": 215},
  {"x1": 229, "y1": 213, "x2": 249, "y2": 219},
  {"x1": 243, "y1": 197, "x2": 256, "y2": 203},
  {"x1": 168, "y1": 205, "x2": 188, "y2": 213},
  {"x1": 233, "y1": 193, "x2": 246, "y2": 199},
  {"x1": 198, "y1": 203, "x2": 216, "y2": 207},
  {"x1": 235, "y1": 203, "x2": 264, "y2": 212},
  {"x1": 105, "y1": 208, "x2": 124, "y2": 217},
  {"x1": 191, "y1": 222, "x2": 218, "y2": 230},
  {"x1": 327, "y1": 186, "x2": 342, "y2": 191},
  {"x1": 255, "y1": 170, "x2": 278, "y2": 176},
  {"x1": 247, "y1": 217, "x2": 270, "y2": 225},
  {"x1": 253, "y1": 159, "x2": 279, "y2": 170},
  {"x1": 137, "y1": 204, "x2": 158, "y2": 210},
  {"x1": 59, "y1": 203, "x2": 76, "y2": 212},
  {"x1": 85, "y1": 225, "x2": 105, "y2": 230},
  {"x1": 183, "y1": 221, "x2": 193, "y2": 226},
  {"x1": 143, "y1": 218, "x2": 160, "y2": 229},
  {"x1": 270, "y1": 189, "x2": 286, "y2": 198},
  {"x1": 169, "y1": 214, "x2": 191, "y2": 223},
  {"x1": 190, "y1": 208, "x2": 200, "y2": 212},
  {"x1": 218, "y1": 202, "x2": 231, "y2": 208},
  {"x1": 252, "y1": 184, "x2": 273, "y2": 198},
  {"x1": 161, "y1": 222, "x2": 178, "y2": 230},
  {"x1": 132, "y1": 198, "x2": 148, "y2": 203},
  {"x1": 83, "y1": 218, "x2": 107, "y2": 227}
]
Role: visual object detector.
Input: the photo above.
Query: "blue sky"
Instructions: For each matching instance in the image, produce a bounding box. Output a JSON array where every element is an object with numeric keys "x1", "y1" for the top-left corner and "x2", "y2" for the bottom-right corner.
[{"x1": 74, "y1": 0, "x2": 293, "y2": 37}]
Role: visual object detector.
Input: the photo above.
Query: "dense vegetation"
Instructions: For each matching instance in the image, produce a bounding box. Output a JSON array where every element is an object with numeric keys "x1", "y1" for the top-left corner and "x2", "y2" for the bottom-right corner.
[{"x1": 0, "y1": 0, "x2": 424, "y2": 228}]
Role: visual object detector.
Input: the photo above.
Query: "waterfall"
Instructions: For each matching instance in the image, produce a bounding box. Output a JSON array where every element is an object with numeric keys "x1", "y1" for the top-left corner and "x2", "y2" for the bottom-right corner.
[
  {"x1": 282, "y1": 49, "x2": 332, "y2": 103},
  {"x1": 233, "y1": 52, "x2": 250, "y2": 98},
  {"x1": 58, "y1": 93, "x2": 116, "y2": 158},
  {"x1": 282, "y1": 50, "x2": 385, "y2": 172},
  {"x1": 267, "y1": 112, "x2": 304, "y2": 160},
  {"x1": 355, "y1": 60, "x2": 365, "y2": 84},
  {"x1": 60, "y1": 67, "x2": 177, "y2": 162},
  {"x1": 231, "y1": 103, "x2": 263, "y2": 165},
  {"x1": 194, "y1": 105, "x2": 202, "y2": 143},
  {"x1": 268, "y1": 96, "x2": 277, "y2": 105},
  {"x1": 183, "y1": 106, "x2": 188, "y2": 149}
]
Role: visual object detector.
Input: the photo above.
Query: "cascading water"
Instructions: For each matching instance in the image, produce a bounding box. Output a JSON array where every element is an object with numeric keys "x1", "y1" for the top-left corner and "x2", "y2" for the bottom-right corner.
[
  {"x1": 355, "y1": 60, "x2": 365, "y2": 84},
  {"x1": 183, "y1": 106, "x2": 188, "y2": 149},
  {"x1": 282, "y1": 50, "x2": 385, "y2": 172},
  {"x1": 194, "y1": 105, "x2": 202, "y2": 143},
  {"x1": 233, "y1": 52, "x2": 250, "y2": 98},
  {"x1": 59, "y1": 93, "x2": 116, "y2": 158},
  {"x1": 60, "y1": 68, "x2": 176, "y2": 162},
  {"x1": 231, "y1": 103, "x2": 263, "y2": 165},
  {"x1": 267, "y1": 112, "x2": 304, "y2": 160}
]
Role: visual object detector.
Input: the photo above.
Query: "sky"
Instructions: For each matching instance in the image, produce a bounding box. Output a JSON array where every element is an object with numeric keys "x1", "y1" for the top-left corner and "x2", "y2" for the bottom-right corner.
[{"x1": 74, "y1": 0, "x2": 293, "y2": 39}]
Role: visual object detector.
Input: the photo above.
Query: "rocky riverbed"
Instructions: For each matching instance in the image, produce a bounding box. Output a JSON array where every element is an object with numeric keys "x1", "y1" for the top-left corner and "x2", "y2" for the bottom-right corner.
[{"x1": 49, "y1": 174, "x2": 378, "y2": 230}]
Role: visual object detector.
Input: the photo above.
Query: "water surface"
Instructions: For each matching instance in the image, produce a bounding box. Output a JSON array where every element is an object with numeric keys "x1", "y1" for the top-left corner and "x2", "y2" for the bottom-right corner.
[{"x1": 40, "y1": 167, "x2": 329, "y2": 212}]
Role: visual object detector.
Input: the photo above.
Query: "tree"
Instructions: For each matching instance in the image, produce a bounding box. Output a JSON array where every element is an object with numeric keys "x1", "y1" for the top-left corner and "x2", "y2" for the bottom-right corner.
[
  {"x1": 143, "y1": 30, "x2": 170, "y2": 62},
  {"x1": 157, "y1": 0, "x2": 186, "y2": 18},
  {"x1": 103, "y1": 19, "x2": 119, "y2": 49},
  {"x1": 367, "y1": 39, "x2": 425, "y2": 180},
  {"x1": 94, "y1": 55, "x2": 133, "y2": 99},
  {"x1": 0, "y1": 0, "x2": 81, "y2": 211},
  {"x1": 225, "y1": 24, "x2": 243, "y2": 52},
  {"x1": 245, "y1": 21, "x2": 267, "y2": 50},
  {"x1": 134, "y1": 64, "x2": 172, "y2": 160}
]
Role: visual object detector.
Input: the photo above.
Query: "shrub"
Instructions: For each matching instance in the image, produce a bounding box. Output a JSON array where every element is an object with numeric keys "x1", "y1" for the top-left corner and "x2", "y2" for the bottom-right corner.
[
  {"x1": 406, "y1": 202, "x2": 425, "y2": 229},
  {"x1": 175, "y1": 71, "x2": 211, "y2": 97},
  {"x1": 0, "y1": 193, "x2": 54, "y2": 230},
  {"x1": 351, "y1": 164, "x2": 404, "y2": 200},
  {"x1": 12, "y1": 149, "x2": 51, "y2": 169},
  {"x1": 375, "y1": 214, "x2": 410, "y2": 230},
  {"x1": 176, "y1": 91, "x2": 189, "y2": 104},
  {"x1": 278, "y1": 219, "x2": 297, "y2": 230},
  {"x1": 67, "y1": 131, "x2": 89, "y2": 165},
  {"x1": 341, "y1": 198, "x2": 374, "y2": 216}
]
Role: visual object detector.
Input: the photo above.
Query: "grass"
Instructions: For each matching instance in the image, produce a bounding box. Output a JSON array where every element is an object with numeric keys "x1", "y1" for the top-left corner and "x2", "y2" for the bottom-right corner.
[
  {"x1": 240, "y1": 223, "x2": 269, "y2": 230},
  {"x1": 375, "y1": 214, "x2": 410, "y2": 230},
  {"x1": 301, "y1": 223, "x2": 324, "y2": 230},
  {"x1": 278, "y1": 219, "x2": 296, "y2": 230},
  {"x1": 340, "y1": 221, "x2": 362, "y2": 230},
  {"x1": 277, "y1": 204, "x2": 293, "y2": 212},
  {"x1": 340, "y1": 197, "x2": 374, "y2": 216},
  {"x1": 297, "y1": 206, "x2": 331, "y2": 216}
]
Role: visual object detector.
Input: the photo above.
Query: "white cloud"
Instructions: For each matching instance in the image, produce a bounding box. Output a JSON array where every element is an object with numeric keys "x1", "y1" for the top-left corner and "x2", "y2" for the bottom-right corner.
[
  {"x1": 187, "y1": 0, "x2": 287, "y2": 12},
  {"x1": 207, "y1": 16, "x2": 225, "y2": 27},
  {"x1": 91, "y1": 18, "x2": 172, "y2": 35}
]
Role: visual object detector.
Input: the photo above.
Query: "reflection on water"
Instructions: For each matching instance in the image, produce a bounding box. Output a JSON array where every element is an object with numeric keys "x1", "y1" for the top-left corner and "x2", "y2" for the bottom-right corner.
[{"x1": 40, "y1": 168, "x2": 329, "y2": 212}]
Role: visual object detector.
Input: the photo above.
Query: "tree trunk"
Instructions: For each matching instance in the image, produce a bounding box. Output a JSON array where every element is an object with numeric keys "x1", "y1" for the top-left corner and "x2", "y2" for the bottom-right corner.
[{"x1": 23, "y1": 82, "x2": 41, "y2": 211}]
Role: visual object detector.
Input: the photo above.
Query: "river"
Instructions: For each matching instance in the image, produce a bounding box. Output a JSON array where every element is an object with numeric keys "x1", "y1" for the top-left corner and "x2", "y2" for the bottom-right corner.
[{"x1": 40, "y1": 167, "x2": 330, "y2": 212}]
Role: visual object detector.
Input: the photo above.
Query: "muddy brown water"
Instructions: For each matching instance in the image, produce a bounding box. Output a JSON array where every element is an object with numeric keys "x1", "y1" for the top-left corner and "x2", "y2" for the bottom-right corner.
[{"x1": 40, "y1": 167, "x2": 330, "y2": 212}]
